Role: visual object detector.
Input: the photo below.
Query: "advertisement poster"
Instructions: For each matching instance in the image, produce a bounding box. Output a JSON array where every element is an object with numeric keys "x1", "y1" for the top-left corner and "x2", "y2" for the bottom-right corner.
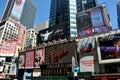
[
  {"x1": 25, "y1": 50, "x2": 35, "y2": 69},
  {"x1": 98, "y1": 33, "x2": 120, "y2": 63},
  {"x1": 19, "y1": 52, "x2": 25, "y2": 69},
  {"x1": 80, "y1": 56, "x2": 94, "y2": 72},
  {"x1": 0, "y1": 41, "x2": 16, "y2": 56},
  {"x1": 77, "y1": 6, "x2": 110, "y2": 38},
  {"x1": 34, "y1": 49, "x2": 45, "y2": 68},
  {"x1": 77, "y1": 37, "x2": 96, "y2": 57},
  {"x1": 9, "y1": 64, "x2": 16, "y2": 75},
  {"x1": 11, "y1": 0, "x2": 25, "y2": 20},
  {"x1": 0, "y1": 58, "x2": 5, "y2": 72}
]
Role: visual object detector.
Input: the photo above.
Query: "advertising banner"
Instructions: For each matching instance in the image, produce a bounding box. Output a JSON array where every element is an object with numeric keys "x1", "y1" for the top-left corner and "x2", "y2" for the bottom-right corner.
[
  {"x1": 19, "y1": 52, "x2": 25, "y2": 69},
  {"x1": 11, "y1": 0, "x2": 25, "y2": 20},
  {"x1": 0, "y1": 41, "x2": 16, "y2": 56},
  {"x1": 34, "y1": 49, "x2": 45, "y2": 68},
  {"x1": 25, "y1": 50, "x2": 35, "y2": 69},
  {"x1": 80, "y1": 56, "x2": 94, "y2": 72},
  {"x1": 98, "y1": 33, "x2": 120, "y2": 63},
  {"x1": 0, "y1": 58, "x2": 5, "y2": 72},
  {"x1": 77, "y1": 6, "x2": 111, "y2": 38},
  {"x1": 77, "y1": 37, "x2": 96, "y2": 57}
]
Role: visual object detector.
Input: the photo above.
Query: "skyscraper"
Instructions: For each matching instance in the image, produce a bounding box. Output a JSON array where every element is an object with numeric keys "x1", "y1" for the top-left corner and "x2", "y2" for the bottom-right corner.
[
  {"x1": 77, "y1": 0, "x2": 97, "y2": 12},
  {"x1": 49, "y1": 0, "x2": 77, "y2": 39},
  {"x1": 117, "y1": 0, "x2": 120, "y2": 28},
  {"x1": 1, "y1": 0, "x2": 36, "y2": 29}
]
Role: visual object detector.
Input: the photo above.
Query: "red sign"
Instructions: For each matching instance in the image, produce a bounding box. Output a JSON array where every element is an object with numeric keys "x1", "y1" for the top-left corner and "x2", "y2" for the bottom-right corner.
[
  {"x1": 25, "y1": 50, "x2": 35, "y2": 68},
  {"x1": 0, "y1": 41, "x2": 16, "y2": 56},
  {"x1": 50, "y1": 48, "x2": 68, "y2": 63}
]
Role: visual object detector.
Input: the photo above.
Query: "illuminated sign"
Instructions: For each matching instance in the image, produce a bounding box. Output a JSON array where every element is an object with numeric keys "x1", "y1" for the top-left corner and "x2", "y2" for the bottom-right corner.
[
  {"x1": 50, "y1": 48, "x2": 68, "y2": 63},
  {"x1": 41, "y1": 63, "x2": 72, "y2": 76},
  {"x1": 41, "y1": 68, "x2": 71, "y2": 75}
]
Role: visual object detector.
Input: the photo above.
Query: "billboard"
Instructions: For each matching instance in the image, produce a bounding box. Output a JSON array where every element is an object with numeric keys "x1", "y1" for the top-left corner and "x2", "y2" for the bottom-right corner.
[
  {"x1": 11, "y1": 0, "x2": 25, "y2": 20},
  {"x1": 19, "y1": 51, "x2": 25, "y2": 69},
  {"x1": 80, "y1": 56, "x2": 95, "y2": 72},
  {"x1": 77, "y1": 5, "x2": 111, "y2": 38},
  {"x1": 25, "y1": 50, "x2": 35, "y2": 69},
  {"x1": 34, "y1": 49, "x2": 45, "y2": 68},
  {"x1": 0, "y1": 41, "x2": 16, "y2": 56},
  {"x1": 98, "y1": 33, "x2": 120, "y2": 63},
  {"x1": 0, "y1": 58, "x2": 5, "y2": 72},
  {"x1": 45, "y1": 41, "x2": 76, "y2": 63},
  {"x1": 37, "y1": 23, "x2": 66, "y2": 44},
  {"x1": 77, "y1": 37, "x2": 96, "y2": 57}
]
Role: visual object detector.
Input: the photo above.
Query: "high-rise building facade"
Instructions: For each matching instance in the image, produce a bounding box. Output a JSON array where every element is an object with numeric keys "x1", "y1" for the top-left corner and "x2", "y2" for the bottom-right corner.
[
  {"x1": 1, "y1": 0, "x2": 36, "y2": 29},
  {"x1": 0, "y1": 17, "x2": 26, "y2": 57},
  {"x1": 117, "y1": 0, "x2": 120, "y2": 28},
  {"x1": 49, "y1": 0, "x2": 77, "y2": 39},
  {"x1": 77, "y1": 0, "x2": 97, "y2": 12}
]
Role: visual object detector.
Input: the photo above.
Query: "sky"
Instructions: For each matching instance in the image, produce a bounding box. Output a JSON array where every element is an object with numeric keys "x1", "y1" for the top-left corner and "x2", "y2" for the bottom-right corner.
[
  {"x1": 0, "y1": 0, "x2": 118, "y2": 29},
  {"x1": 0, "y1": 0, "x2": 51, "y2": 25}
]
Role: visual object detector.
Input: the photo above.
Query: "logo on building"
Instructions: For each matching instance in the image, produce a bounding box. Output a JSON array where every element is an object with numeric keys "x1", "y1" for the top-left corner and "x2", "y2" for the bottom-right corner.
[{"x1": 16, "y1": 0, "x2": 22, "y2": 6}]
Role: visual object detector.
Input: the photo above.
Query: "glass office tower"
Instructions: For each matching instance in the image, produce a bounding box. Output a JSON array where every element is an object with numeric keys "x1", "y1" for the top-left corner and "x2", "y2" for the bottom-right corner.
[
  {"x1": 77, "y1": 0, "x2": 97, "y2": 12},
  {"x1": 1, "y1": 0, "x2": 36, "y2": 29},
  {"x1": 49, "y1": 0, "x2": 77, "y2": 39}
]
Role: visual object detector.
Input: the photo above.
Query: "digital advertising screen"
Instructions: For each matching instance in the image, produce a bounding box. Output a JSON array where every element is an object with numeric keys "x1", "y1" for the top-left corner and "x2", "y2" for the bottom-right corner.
[
  {"x1": 98, "y1": 33, "x2": 120, "y2": 63},
  {"x1": 77, "y1": 6, "x2": 111, "y2": 38}
]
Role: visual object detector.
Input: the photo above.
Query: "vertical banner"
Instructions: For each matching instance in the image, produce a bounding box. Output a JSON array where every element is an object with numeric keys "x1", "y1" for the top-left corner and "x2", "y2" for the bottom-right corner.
[
  {"x1": 98, "y1": 33, "x2": 120, "y2": 63},
  {"x1": 19, "y1": 52, "x2": 25, "y2": 69},
  {"x1": 34, "y1": 49, "x2": 45, "y2": 68},
  {"x1": 0, "y1": 58, "x2": 5, "y2": 72},
  {"x1": 25, "y1": 50, "x2": 35, "y2": 69}
]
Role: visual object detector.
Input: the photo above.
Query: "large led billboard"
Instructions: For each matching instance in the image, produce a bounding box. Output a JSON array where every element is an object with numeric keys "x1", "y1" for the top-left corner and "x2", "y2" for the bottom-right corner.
[
  {"x1": 77, "y1": 5, "x2": 111, "y2": 38},
  {"x1": 98, "y1": 33, "x2": 120, "y2": 63},
  {"x1": 0, "y1": 41, "x2": 16, "y2": 56},
  {"x1": 11, "y1": 0, "x2": 25, "y2": 20}
]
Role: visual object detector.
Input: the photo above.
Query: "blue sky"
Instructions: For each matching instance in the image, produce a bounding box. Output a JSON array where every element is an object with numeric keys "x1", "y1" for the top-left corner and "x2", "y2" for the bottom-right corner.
[{"x1": 0, "y1": 0, "x2": 118, "y2": 29}]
